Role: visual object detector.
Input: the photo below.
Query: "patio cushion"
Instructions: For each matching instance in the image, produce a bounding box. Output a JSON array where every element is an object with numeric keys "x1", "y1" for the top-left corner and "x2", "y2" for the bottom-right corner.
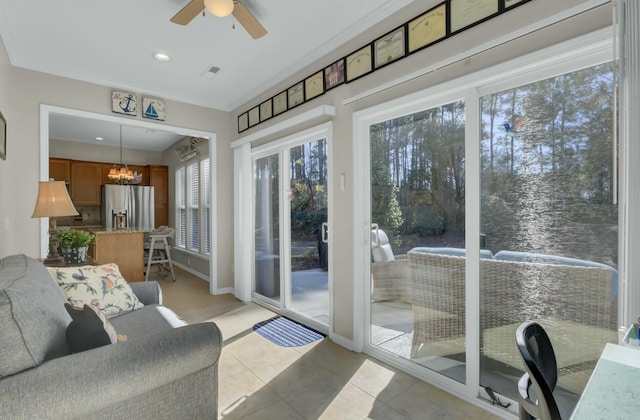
[
  {"x1": 410, "y1": 247, "x2": 494, "y2": 259},
  {"x1": 371, "y1": 229, "x2": 395, "y2": 262},
  {"x1": 494, "y1": 250, "x2": 618, "y2": 299}
]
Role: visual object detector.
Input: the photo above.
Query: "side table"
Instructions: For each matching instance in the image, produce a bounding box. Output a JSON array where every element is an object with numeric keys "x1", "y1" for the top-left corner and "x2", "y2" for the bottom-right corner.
[{"x1": 40, "y1": 255, "x2": 98, "y2": 267}]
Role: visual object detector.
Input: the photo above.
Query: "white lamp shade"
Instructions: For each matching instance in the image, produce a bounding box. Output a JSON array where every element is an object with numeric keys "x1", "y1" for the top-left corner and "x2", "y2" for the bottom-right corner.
[
  {"x1": 204, "y1": 0, "x2": 234, "y2": 17},
  {"x1": 32, "y1": 180, "x2": 79, "y2": 218}
]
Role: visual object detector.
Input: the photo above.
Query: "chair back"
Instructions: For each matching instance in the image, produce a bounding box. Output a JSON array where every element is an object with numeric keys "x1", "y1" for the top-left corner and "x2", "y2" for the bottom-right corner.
[
  {"x1": 516, "y1": 321, "x2": 561, "y2": 420},
  {"x1": 158, "y1": 226, "x2": 175, "y2": 240},
  {"x1": 145, "y1": 226, "x2": 175, "y2": 250},
  {"x1": 371, "y1": 228, "x2": 395, "y2": 262}
]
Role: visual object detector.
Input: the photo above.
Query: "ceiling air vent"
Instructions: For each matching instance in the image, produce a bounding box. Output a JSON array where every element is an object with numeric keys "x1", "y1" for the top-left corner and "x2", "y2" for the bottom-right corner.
[{"x1": 201, "y1": 65, "x2": 221, "y2": 80}]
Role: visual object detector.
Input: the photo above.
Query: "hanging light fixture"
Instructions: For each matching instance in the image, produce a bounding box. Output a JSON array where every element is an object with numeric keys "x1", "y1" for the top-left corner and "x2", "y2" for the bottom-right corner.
[
  {"x1": 204, "y1": 0, "x2": 234, "y2": 17},
  {"x1": 108, "y1": 125, "x2": 135, "y2": 184}
]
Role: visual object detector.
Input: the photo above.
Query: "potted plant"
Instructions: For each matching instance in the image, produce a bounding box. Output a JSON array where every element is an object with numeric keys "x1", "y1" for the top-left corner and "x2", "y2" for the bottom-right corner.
[{"x1": 54, "y1": 228, "x2": 96, "y2": 265}]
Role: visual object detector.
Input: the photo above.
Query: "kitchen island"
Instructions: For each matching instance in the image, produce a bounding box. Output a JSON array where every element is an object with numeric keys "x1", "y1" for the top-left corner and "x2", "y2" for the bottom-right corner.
[{"x1": 89, "y1": 227, "x2": 151, "y2": 282}]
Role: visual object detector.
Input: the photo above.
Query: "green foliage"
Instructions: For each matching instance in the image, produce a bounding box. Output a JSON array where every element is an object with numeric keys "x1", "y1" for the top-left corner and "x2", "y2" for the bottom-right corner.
[
  {"x1": 54, "y1": 228, "x2": 96, "y2": 248},
  {"x1": 291, "y1": 209, "x2": 326, "y2": 236},
  {"x1": 402, "y1": 206, "x2": 445, "y2": 237},
  {"x1": 371, "y1": 167, "x2": 404, "y2": 237}
]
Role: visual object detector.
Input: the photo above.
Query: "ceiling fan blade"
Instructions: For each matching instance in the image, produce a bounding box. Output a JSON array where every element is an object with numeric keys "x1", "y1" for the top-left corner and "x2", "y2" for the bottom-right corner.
[
  {"x1": 170, "y1": 0, "x2": 205, "y2": 25},
  {"x1": 233, "y1": 2, "x2": 267, "y2": 39}
]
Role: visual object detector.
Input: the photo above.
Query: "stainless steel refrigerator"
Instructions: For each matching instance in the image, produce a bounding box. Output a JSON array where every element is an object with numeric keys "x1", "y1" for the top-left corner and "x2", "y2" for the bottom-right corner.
[{"x1": 102, "y1": 185, "x2": 155, "y2": 229}]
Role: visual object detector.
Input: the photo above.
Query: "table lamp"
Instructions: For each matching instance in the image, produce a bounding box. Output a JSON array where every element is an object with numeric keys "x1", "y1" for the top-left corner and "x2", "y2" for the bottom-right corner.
[{"x1": 32, "y1": 179, "x2": 79, "y2": 264}]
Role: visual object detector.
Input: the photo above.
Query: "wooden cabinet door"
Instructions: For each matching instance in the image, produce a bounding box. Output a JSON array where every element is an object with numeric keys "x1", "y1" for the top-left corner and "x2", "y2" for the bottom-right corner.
[
  {"x1": 128, "y1": 165, "x2": 149, "y2": 184},
  {"x1": 49, "y1": 158, "x2": 71, "y2": 183},
  {"x1": 71, "y1": 161, "x2": 102, "y2": 205},
  {"x1": 101, "y1": 163, "x2": 116, "y2": 185},
  {"x1": 149, "y1": 165, "x2": 168, "y2": 227}
]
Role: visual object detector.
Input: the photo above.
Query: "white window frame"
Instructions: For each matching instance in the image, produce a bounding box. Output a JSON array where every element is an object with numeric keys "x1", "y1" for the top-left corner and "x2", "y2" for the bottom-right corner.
[
  {"x1": 353, "y1": 27, "x2": 619, "y2": 416},
  {"x1": 175, "y1": 166, "x2": 186, "y2": 248},
  {"x1": 201, "y1": 157, "x2": 212, "y2": 255},
  {"x1": 175, "y1": 156, "x2": 211, "y2": 256},
  {"x1": 249, "y1": 123, "x2": 333, "y2": 332}
]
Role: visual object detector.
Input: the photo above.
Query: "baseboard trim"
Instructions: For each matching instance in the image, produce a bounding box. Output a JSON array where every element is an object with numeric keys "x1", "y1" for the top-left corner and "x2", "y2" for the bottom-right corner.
[
  {"x1": 329, "y1": 332, "x2": 355, "y2": 352},
  {"x1": 173, "y1": 261, "x2": 209, "y2": 282}
]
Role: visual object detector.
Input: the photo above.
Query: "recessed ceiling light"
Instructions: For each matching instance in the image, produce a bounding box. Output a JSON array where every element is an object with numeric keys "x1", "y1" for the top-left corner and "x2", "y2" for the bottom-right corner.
[
  {"x1": 145, "y1": 129, "x2": 156, "y2": 134},
  {"x1": 153, "y1": 52, "x2": 171, "y2": 62},
  {"x1": 95, "y1": 137, "x2": 104, "y2": 141}
]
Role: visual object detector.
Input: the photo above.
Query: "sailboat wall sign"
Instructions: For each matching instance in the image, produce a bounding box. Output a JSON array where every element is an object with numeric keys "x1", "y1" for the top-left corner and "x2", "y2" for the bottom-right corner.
[{"x1": 142, "y1": 97, "x2": 166, "y2": 121}]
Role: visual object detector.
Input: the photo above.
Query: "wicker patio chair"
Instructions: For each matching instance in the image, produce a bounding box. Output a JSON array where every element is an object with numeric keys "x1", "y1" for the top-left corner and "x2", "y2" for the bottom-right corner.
[
  {"x1": 407, "y1": 251, "x2": 466, "y2": 357},
  {"x1": 371, "y1": 228, "x2": 411, "y2": 303},
  {"x1": 479, "y1": 258, "x2": 617, "y2": 388},
  {"x1": 407, "y1": 250, "x2": 617, "y2": 391}
]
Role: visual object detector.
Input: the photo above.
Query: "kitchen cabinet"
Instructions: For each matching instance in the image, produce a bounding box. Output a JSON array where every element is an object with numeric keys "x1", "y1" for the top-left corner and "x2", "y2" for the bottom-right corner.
[
  {"x1": 149, "y1": 165, "x2": 169, "y2": 227},
  {"x1": 70, "y1": 161, "x2": 102, "y2": 205},
  {"x1": 49, "y1": 158, "x2": 71, "y2": 183},
  {"x1": 52, "y1": 158, "x2": 168, "y2": 221}
]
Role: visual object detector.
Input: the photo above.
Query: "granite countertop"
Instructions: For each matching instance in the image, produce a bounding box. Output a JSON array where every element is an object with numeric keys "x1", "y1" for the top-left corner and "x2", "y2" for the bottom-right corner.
[{"x1": 89, "y1": 227, "x2": 155, "y2": 234}]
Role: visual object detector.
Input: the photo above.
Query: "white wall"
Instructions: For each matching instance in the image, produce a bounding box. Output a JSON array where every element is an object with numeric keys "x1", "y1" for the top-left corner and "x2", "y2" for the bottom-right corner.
[
  {"x1": 231, "y1": 0, "x2": 612, "y2": 340},
  {"x1": 0, "y1": 38, "x2": 235, "y2": 290},
  {"x1": 0, "y1": 25, "x2": 10, "y2": 258}
]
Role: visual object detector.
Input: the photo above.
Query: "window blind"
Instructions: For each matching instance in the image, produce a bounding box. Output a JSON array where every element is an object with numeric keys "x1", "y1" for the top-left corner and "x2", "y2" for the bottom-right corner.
[{"x1": 175, "y1": 166, "x2": 186, "y2": 247}]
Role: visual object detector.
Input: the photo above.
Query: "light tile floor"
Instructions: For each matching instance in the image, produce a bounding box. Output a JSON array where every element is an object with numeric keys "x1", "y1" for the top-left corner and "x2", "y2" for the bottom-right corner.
[{"x1": 155, "y1": 267, "x2": 503, "y2": 419}]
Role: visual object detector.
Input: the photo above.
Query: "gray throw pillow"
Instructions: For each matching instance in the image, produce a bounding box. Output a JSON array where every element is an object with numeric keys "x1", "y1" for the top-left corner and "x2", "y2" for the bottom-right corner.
[{"x1": 64, "y1": 303, "x2": 118, "y2": 353}]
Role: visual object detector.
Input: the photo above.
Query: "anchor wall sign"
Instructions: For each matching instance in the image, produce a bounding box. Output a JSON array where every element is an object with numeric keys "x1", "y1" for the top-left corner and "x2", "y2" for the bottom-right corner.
[
  {"x1": 111, "y1": 91, "x2": 137, "y2": 116},
  {"x1": 142, "y1": 97, "x2": 166, "y2": 121}
]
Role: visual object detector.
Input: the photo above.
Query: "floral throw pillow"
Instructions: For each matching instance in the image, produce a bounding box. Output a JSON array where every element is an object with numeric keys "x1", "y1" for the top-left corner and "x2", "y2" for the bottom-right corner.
[{"x1": 48, "y1": 263, "x2": 144, "y2": 319}]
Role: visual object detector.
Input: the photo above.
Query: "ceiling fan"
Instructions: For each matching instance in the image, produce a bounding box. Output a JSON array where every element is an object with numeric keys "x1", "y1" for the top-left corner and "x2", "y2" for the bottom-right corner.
[{"x1": 171, "y1": 0, "x2": 267, "y2": 39}]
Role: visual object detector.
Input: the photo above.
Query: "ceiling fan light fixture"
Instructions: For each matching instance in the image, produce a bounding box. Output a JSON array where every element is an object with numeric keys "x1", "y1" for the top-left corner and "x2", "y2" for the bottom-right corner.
[
  {"x1": 153, "y1": 52, "x2": 171, "y2": 62},
  {"x1": 204, "y1": 0, "x2": 234, "y2": 18}
]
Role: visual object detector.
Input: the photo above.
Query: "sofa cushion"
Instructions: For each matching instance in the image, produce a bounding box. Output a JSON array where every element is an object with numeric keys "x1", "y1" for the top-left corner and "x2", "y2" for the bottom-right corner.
[
  {"x1": 0, "y1": 255, "x2": 71, "y2": 378},
  {"x1": 48, "y1": 263, "x2": 144, "y2": 318},
  {"x1": 65, "y1": 303, "x2": 117, "y2": 353},
  {"x1": 109, "y1": 304, "x2": 187, "y2": 337}
]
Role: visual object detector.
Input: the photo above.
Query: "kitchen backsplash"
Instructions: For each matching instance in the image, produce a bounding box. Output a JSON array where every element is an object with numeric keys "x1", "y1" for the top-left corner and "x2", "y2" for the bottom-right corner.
[{"x1": 57, "y1": 205, "x2": 101, "y2": 226}]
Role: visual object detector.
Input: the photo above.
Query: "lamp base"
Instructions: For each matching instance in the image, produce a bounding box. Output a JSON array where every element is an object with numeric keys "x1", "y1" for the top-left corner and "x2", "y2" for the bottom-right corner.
[
  {"x1": 43, "y1": 255, "x2": 64, "y2": 265},
  {"x1": 46, "y1": 222, "x2": 62, "y2": 265}
]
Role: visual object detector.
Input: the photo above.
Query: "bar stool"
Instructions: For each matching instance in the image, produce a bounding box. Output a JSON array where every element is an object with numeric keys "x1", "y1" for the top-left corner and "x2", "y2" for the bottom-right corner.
[{"x1": 144, "y1": 226, "x2": 176, "y2": 282}]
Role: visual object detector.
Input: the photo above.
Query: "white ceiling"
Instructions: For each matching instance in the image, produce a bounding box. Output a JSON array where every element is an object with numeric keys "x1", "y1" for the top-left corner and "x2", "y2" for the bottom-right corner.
[
  {"x1": 0, "y1": 0, "x2": 415, "y2": 112},
  {"x1": 49, "y1": 113, "x2": 189, "y2": 152},
  {"x1": 0, "y1": 0, "x2": 420, "y2": 151}
]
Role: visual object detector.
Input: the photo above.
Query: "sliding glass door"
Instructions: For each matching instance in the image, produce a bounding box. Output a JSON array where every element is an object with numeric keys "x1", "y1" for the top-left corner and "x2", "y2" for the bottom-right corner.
[
  {"x1": 478, "y1": 63, "x2": 617, "y2": 415},
  {"x1": 369, "y1": 102, "x2": 467, "y2": 383},
  {"x1": 254, "y1": 154, "x2": 281, "y2": 303},
  {"x1": 252, "y1": 125, "x2": 331, "y2": 329},
  {"x1": 358, "y1": 35, "x2": 617, "y2": 415},
  {"x1": 289, "y1": 139, "x2": 329, "y2": 324}
]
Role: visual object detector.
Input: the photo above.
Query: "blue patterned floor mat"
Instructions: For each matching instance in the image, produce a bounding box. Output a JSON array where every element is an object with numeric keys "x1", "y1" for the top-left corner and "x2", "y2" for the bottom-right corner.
[{"x1": 253, "y1": 316, "x2": 325, "y2": 347}]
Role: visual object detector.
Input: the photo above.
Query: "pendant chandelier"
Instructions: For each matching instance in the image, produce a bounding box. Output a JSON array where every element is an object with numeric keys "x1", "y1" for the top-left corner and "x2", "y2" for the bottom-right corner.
[{"x1": 108, "y1": 125, "x2": 135, "y2": 184}]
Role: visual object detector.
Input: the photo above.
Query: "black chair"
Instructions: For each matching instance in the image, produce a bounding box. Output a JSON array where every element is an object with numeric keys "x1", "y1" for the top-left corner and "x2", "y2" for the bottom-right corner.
[{"x1": 516, "y1": 321, "x2": 562, "y2": 420}]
